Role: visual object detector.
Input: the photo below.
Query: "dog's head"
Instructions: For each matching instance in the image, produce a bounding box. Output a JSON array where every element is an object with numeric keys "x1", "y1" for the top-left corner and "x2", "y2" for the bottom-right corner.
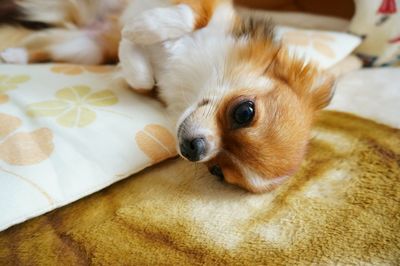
[{"x1": 176, "y1": 18, "x2": 335, "y2": 193}]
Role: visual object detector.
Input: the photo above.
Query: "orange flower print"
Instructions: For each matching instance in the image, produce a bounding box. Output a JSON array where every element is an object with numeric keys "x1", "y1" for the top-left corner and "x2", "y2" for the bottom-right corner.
[
  {"x1": 136, "y1": 124, "x2": 177, "y2": 163},
  {"x1": 0, "y1": 93, "x2": 8, "y2": 104},
  {"x1": 283, "y1": 31, "x2": 336, "y2": 59},
  {"x1": 0, "y1": 113, "x2": 54, "y2": 165},
  {"x1": 0, "y1": 113, "x2": 54, "y2": 203},
  {"x1": 50, "y1": 64, "x2": 114, "y2": 75}
]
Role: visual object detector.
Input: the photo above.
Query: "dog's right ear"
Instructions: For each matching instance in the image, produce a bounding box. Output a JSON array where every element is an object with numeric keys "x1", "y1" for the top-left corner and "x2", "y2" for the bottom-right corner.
[
  {"x1": 307, "y1": 71, "x2": 335, "y2": 110},
  {"x1": 273, "y1": 47, "x2": 336, "y2": 110}
]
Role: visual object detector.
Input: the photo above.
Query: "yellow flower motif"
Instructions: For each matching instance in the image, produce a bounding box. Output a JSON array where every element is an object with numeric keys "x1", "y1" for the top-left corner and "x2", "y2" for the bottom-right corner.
[
  {"x1": 50, "y1": 64, "x2": 114, "y2": 75},
  {"x1": 283, "y1": 31, "x2": 336, "y2": 59},
  {"x1": 27, "y1": 85, "x2": 118, "y2": 128},
  {"x1": 0, "y1": 74, "x2": 30, "y2": 92}
]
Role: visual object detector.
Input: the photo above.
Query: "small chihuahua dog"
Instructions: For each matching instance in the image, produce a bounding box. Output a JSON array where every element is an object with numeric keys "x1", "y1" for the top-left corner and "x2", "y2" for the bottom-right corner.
[{"x1": 1, "y1": 0, "x2": 334, "y2": 193}]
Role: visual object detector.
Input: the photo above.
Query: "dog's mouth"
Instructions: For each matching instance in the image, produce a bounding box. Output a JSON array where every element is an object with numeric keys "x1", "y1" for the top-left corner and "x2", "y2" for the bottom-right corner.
[{"x1": 208, "y1": 165, "x2": 224, "y2": 180}]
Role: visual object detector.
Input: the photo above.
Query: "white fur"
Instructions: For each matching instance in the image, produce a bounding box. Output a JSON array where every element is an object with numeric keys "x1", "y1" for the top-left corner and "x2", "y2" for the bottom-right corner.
[
  {"x1": 155, "y1": 4, "x2": 272, "y2": 121},
  {"x1": 0, "y1": 48, "x2": 28, "y2": 64},
  {"x1": 50, "y1": 35, "x2": 103, "y2": 64},
  {"x1": 226, "y1": 154, "x2": 288, "y2": 191},
  {"x1": 240, "y1": 166, "x2": 288, "y2": 191},
  {"x1": 122, "y1": 4, "x2": 195, "y2": 45},
  {"x1": 119, "y1": 0, "x2": 195, "y2": 90},
  {"x1": 120, "y1": 2, "x2": 275, "y2": 162},
  {"x1": 119, "y1": 40, "x2": 155, "y2": 89},
  {"x1": 9, "y1": 29, "x2": 104, "y2": 64}
]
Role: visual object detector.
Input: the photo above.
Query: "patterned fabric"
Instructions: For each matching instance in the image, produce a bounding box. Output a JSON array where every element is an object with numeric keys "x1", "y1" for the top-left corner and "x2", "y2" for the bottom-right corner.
[
  {"x1": 275, "y1": 26, "x2": 361, "y2": 68},
  {"x1": 349, "y1": 0, "x2": 400, "y2": 66},
  {"x1": 0, "y1": 64, "x2": 176, "y2": 231}
]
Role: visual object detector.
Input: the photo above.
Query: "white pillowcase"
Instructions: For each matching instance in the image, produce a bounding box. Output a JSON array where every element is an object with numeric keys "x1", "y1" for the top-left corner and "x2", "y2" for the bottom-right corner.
[
  {"x1": 0, "y1": 27, "x2": 360, "y2": 231},
  {"x1": 0, "y1": 64, "x2": 177, "y2": 231},
  {"x1": 275, "y1": 26, "x2": 361, "y2": 68}
]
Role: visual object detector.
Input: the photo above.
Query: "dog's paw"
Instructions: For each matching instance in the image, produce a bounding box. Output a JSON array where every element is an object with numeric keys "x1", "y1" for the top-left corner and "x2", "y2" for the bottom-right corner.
[
  {"x1": 122, "y1": 5, "x2": 194, "y2": 44},
  {"x1": 0, "y1": 48, "x2": 28, "y2": 64}
]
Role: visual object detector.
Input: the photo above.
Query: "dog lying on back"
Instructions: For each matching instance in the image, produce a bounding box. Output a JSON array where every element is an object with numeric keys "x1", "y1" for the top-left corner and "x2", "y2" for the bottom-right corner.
[{"x1": 1, "y1": 0, "x2": 334, "y2": 193}]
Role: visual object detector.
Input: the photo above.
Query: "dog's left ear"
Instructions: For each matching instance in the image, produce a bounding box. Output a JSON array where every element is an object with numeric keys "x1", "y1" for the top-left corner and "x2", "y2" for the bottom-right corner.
[{"x1": 272, "y1": 47, "x2": 335, "y2": 110}]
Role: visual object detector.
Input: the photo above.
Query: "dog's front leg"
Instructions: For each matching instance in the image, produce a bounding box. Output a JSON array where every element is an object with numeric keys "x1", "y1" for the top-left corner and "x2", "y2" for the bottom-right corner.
[
  {"x1": 118, "y1": 39, "x2": 155, "y2": 90},
  {"x1": 122, "y1": 0, "x2": 226, "y2": 45},
  {"x1": 122, "y1": 4, "x2": 195, "y2": 45}
]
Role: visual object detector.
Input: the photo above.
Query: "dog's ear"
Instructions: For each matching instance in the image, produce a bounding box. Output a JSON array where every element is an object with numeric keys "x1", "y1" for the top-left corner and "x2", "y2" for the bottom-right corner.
[
  {"x1": 272, "y1": 47, "x2": 335, "y2": 110},
  {"x1": 307, "y1": 71, "x2": 335, "y2": 109}
]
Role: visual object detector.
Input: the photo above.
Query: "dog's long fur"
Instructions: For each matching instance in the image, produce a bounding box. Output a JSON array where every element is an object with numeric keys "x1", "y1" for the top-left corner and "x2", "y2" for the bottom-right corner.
[{"x1": 0, "y1": 0, "x2": 334, "y2": 193}]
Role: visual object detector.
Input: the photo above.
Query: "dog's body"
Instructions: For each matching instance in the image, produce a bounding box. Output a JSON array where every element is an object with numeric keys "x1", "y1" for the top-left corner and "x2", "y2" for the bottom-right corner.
[{"x1": 1, "y1": 0, "x2": 334, "y2": 193}]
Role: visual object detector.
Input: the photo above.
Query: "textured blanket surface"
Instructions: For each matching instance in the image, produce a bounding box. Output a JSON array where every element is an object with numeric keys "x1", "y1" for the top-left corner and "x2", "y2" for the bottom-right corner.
[{"x1": 1, "y1": 111, "x2": 399, "y2": 265}]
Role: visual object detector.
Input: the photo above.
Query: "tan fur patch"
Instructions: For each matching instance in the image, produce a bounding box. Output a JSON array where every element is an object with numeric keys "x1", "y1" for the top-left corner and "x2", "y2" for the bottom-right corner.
[
  {"x1": 212, "y1": 86, "x2": 312, "y2": 192},
  {"x1": 272, "y1": 47, "x2": 335, "y2": 110},
  {"x1": 173, "y1": 0, "x2": 230, "y2": 29},
  {"x1": 28, "y1": 49, "x2": 51, "y2": 62}
]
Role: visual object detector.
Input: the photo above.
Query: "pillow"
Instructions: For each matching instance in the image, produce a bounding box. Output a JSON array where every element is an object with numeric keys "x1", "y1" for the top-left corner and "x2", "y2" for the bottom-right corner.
[
  {"x1": 348, "y1": 0, "x2": 400, "y2": 66},
  {"x1": 0, "y1": 64, "x2": 177, "y2": 231},
  {"x1": 0, "y1": 26, "x2": 360, "y2": 231},
  {"x1": 274, "y1": 26, "x2": 361, "y2": 69}
]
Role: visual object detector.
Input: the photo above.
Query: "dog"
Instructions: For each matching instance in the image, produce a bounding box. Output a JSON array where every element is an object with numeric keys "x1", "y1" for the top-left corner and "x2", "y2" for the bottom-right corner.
[{"x1": 0, "y1": 0, "x2": 335, "y2": 193}]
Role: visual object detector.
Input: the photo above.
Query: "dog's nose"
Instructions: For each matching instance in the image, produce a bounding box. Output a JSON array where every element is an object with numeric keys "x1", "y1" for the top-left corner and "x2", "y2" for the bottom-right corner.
[{"x1": 180, "y1": 137, "x2": 206, "y2": 162}]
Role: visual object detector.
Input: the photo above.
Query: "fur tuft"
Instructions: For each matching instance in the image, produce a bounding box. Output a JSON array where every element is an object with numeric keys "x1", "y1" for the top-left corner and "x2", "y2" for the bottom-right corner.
[{"x1": 232, "y1": 14, "x2": 274, "y2": 41}]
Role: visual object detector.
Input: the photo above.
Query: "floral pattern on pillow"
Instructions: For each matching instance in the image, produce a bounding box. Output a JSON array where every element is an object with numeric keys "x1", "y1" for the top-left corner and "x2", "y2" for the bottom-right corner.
[
  {"x1": 51, "y1": 65, "x2": 114, "y2": 75},
  {"x1": 274, "y1": 26, "x2": 361, "y2": 69},
  {"x1": 282, "y1": 31, "x2": 336, "y2": 59},
  {"x1": 0, "y1": 113, "x2": 54, "y2": 204},
  {"x1": 136, "y1": 124, "x2": 177, "y2": 164},
  {"x1": 27, "y1": 85, "x2": 119, "y2": 128}
]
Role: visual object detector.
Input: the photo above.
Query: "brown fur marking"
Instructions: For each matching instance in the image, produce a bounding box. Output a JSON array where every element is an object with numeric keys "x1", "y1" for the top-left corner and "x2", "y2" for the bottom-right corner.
[{"x1": 173, "y1": 0, "x2": 230, "y2": 29}]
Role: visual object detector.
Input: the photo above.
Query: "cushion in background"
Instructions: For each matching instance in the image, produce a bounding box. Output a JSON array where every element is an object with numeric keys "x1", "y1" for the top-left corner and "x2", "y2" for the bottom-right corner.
[
  {"x1": 349, "y1": 0, "x2": 400, "y2": 66},
  {"x1": 275, "y1": 26, "x2": 360, "y2": 68}
]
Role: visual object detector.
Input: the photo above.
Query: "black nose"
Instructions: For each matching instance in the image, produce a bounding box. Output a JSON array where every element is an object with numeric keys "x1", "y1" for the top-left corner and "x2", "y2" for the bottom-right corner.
[{"x1": 180, "y1": 137, "x2": 206, "y2": 162}]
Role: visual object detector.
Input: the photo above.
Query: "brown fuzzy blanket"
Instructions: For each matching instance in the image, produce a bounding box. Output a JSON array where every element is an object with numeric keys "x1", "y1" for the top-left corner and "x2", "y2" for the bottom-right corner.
[{"x1": 0, "y1": 111, "x2": 399, "y2": 265}]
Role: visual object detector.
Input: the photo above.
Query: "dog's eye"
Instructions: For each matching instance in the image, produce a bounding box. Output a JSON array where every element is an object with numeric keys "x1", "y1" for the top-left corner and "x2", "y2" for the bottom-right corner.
[{"x1": 232, "y1": 101, "x2": 255, "y2": 127}]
